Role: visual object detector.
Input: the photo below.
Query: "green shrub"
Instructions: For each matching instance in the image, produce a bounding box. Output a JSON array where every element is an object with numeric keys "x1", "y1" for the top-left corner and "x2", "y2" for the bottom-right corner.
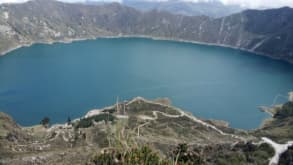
[
  {"x1": 75, "y1": 114, "x2": 115, "y2": 129},
  {"x1": 89, "y1": 146, "x2": 170, "y2": 165},
  {"x1": 170, "y1": 143, "x2": 204, "y2": 164},
  {"x1": 40, "y1": 117, "x2": 50, "y2": 128},
  {"x1": 279, "y1": 145, "x2": 293, "y2": 165},
  {"x1": 90, "y1": 151, "x2": 117, "y2": 165},
  {"x1": 275, "y1": 102, "x2": 293, "y2": 119}
]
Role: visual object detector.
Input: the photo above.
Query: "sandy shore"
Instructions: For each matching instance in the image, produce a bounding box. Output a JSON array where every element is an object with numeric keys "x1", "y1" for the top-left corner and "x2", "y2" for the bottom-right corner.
[{"x1": 0, "y1": 34, "x2": 292, "y2": 64}]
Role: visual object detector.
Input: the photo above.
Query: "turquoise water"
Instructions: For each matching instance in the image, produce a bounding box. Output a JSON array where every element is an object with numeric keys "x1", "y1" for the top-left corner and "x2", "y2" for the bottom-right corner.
[{"x1": 0, "y1": 38, "x2": 293, "y2": 129}]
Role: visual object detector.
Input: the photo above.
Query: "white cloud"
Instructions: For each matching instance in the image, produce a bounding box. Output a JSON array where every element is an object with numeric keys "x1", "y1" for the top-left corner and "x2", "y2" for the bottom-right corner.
[
  {"x1": 220, "y1": 0, "x2": 293, "y2": 8},
  {"x1": 0, "y1": 0, "x2": 121, "y2": 4},
  {"x1": 59, "y1": 0, "x2": 122, "y2": 3},
  {"x1": 0, "y1": 0, "x2": 292, "y2": 8},
  {"x1": 0, "y1": 0, "x2": 29, "y2": 3}
]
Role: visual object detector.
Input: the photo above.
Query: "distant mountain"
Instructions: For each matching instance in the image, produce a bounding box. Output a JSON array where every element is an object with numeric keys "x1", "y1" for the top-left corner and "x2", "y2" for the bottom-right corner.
[
  {"x1": 0, "y1": 0, "x2": 293, "y2": 63},
  {"x1": 83, "y1": 0, "x2": 244, "y2": 18},
  {"x1": 122, "y1": 0, "x2": 244, "y2": 18}
]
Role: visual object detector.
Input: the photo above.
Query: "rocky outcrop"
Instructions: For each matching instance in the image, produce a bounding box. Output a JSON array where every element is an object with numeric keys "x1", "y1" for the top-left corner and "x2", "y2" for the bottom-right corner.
[{"x1": 0, "y1": 0, "x2": 293, "y2": 63}]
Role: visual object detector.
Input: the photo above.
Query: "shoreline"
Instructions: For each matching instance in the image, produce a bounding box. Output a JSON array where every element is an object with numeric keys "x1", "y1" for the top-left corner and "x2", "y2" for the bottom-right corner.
[
  {"x1": 1, "y1": 36, "x2": 292, "y2": 131},
  {"x1": 0, "y1": 44, "x2": 31, "y2": 56},
  {"x1": 19, "y1": 96, "x2": 276, "y2": 131},
  {"x1": 1, "y1": 35, "x2": 291, "y2": 131},
  {"x1": 1, "y1": 34, "x2": 292, "y2": 64}
]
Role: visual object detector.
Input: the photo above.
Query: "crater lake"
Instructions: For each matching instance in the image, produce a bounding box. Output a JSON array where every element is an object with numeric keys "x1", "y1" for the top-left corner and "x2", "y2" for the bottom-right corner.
[{"x1": 1, "y1": 38, "x2": 293, "y2": 129}]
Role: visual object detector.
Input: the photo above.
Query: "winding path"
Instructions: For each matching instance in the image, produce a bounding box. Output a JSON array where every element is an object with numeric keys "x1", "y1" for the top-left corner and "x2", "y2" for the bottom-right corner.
[
  {"x1": 78, "y1": 97, "x2": 293, "y2": 165},
  {"x1": 130, "y1": 97, "x2": 245, "y2": 141},
  {"x1": 262, "y1": 137, "x2": 293, "y2": 165}
]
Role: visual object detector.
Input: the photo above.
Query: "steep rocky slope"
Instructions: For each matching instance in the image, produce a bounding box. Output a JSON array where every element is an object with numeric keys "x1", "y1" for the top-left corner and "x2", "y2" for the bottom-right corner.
[
  {"x1": 0, "y1": 96, "x2": 292, "y2": 164},
  {"x1": 0, "y1": 0, "x2": 293, "y2": 63}
]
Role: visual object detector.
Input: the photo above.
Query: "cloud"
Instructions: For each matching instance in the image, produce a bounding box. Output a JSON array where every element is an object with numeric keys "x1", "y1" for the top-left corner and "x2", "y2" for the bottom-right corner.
[
  {"x1": 0, "y1": 0, "x2": 121, "y2": 4},
  {"x1": 0, "y1": 0, "x2": 292, "y2": 8},
  {"x1": 220, "y1": 0, "x2": 293, "y2": 8},
  {"x1": 0, "y1": 0, "x2": 29, "y2": 3},
  {"x1": 59, "y1": 0, "x2": 122, "y2": 3}
]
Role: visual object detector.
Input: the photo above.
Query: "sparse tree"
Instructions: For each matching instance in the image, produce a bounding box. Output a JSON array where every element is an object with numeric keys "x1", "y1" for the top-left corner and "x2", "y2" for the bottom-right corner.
[
  {"x1": 40, "y1": 117, "x2": 50, "y2": 128},
  {"x1": 67, "y1": 116, "x2": 71, "y2": 125}
]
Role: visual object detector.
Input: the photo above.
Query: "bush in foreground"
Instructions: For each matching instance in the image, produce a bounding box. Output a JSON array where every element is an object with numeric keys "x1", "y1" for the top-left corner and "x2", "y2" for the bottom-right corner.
[{"x1": 88, "y1": 146, "x2": 171, "y2": 165}]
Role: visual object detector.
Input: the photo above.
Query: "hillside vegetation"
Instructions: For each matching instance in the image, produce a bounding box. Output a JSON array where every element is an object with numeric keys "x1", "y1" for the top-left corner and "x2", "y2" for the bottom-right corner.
[{"x1": 0, "y1": 97, "x2": 292, "y2": 164}]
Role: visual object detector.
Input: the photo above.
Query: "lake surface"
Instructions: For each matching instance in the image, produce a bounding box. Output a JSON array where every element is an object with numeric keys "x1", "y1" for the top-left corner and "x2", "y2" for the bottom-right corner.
[{"x1": 1, "y1": 38, "x2": 293, "y2": 129}]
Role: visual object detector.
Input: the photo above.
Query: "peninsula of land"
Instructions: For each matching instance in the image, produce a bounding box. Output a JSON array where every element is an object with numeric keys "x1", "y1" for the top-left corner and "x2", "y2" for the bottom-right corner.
[{"x1": 0, "y1": 93, "x2": 293, "y2": 164}]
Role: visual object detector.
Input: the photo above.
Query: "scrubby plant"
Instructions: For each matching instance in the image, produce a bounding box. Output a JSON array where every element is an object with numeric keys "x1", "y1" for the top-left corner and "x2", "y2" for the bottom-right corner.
[
  {"x1": 88, "y1": 142, "x2": 274, "y2": 165},
  {"x1": 75, "y1": 114, "x2": 115, "y2": 129},
  {"x1": 275, "y1": 102, "x2": 293, "y2": 119},
  {"x1": 88, "y1": 146, "x2": 171, "y2": 165},
  {"x1": 40, "y1": 117, "x2": 50, "y2": 128},
  {"x1": 279, "y1": 145, "x2": 293, "y2": 165},
  {"x1": 67, "y1": 117, "x2": 71, "y2": 125},
  {"x1": 123, "y1": 146, "x2": 161, "y2": 164},
  {"x1": 170, "y1": 143, "x2": 205, "y2": 165},
  {"x1": 90, "y1": 151, "x2": 117, "y2": 165}
]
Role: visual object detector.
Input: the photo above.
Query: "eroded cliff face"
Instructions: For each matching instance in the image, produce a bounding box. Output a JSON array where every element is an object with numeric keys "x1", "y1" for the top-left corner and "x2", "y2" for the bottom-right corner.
[
  {"x1": 0, "y1": 0, "x2": 293, "y2": 63},
  {"x1": 0, "y1": 97, "x2": 292, "y2": 164}
]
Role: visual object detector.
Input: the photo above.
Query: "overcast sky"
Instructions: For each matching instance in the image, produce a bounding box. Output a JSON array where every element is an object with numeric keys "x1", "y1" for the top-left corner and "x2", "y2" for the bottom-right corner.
[{"x1": 1, "y1": 0, "x2": 293, "y2": 8}]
